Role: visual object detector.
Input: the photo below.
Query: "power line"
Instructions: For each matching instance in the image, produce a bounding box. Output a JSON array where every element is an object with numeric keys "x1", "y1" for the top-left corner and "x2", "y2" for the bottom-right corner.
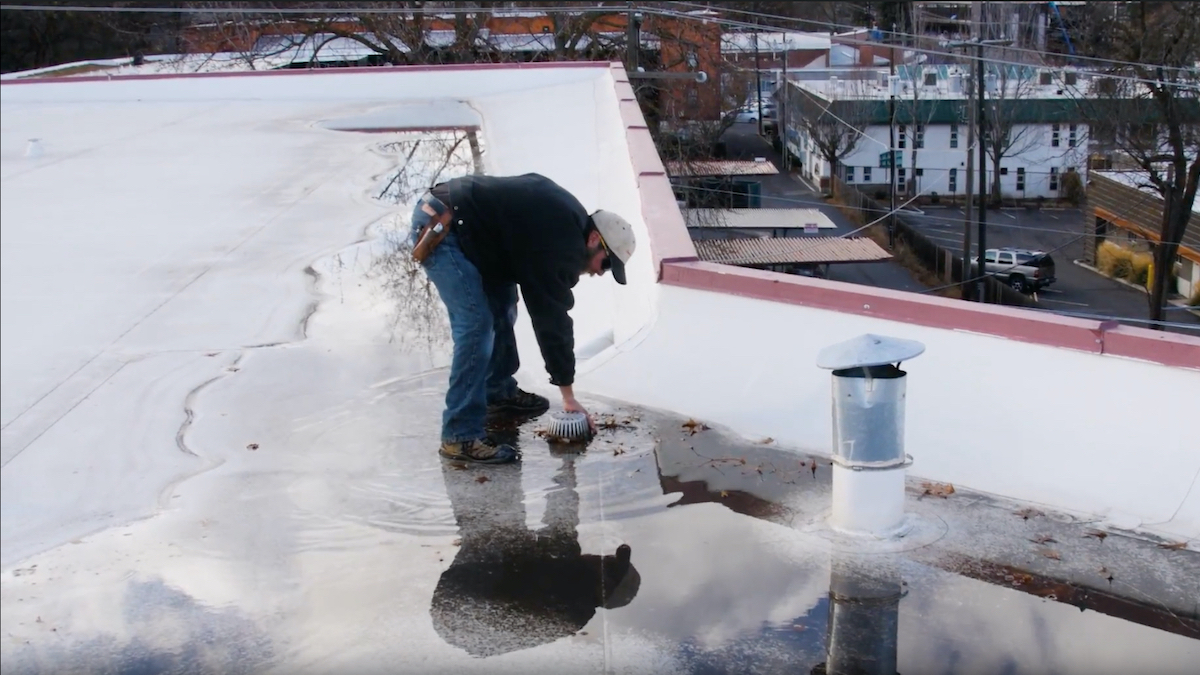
[
  {"x1": 675, "y1": 182, "x2": 1088, "y2": 236},
  {"x1": 5, "y1": 0, "x2": 1197, "y2": 79},
  {"x1": 0, "y1": 3, "x2": 624, "y2": 14},
  {"x1": 644, "y1": 5, "x2": 1200, "y2": 91},
  {"x1": 671, "y1": 0, "x2": 1199, "y2": 77}
]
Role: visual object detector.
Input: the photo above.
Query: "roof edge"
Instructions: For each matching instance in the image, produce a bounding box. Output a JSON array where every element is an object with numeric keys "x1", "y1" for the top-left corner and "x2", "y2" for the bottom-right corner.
[
  {"x1": 658, "y1": 260, "x2": 1200, "y2": 370},
  {"x1": 0, "y1": 59, "x2": 610, "y2": 87}
]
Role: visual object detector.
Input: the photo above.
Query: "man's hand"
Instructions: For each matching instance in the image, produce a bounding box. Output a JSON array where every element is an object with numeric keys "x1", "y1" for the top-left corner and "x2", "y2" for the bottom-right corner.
[{"x1": 560, "y1": 386, "x2": 596, "y2": 434}]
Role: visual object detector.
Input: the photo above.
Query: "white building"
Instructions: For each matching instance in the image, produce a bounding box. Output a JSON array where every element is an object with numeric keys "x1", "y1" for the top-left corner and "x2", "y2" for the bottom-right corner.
[{"x1": 781, "y1": 65, "x2": 1094, "y2": 200}]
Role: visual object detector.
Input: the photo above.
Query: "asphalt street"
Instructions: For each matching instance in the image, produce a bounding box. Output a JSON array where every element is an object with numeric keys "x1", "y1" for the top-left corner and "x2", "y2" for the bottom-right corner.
[{"x1": 902, "y1": 205, "x2": 1200, "y2": 334}]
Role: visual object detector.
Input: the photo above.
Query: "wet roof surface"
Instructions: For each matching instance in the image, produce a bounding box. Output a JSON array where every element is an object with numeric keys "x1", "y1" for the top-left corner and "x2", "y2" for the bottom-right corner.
[{"x1": 3, "y1": 404, "x2": 1197, "y2": 674}]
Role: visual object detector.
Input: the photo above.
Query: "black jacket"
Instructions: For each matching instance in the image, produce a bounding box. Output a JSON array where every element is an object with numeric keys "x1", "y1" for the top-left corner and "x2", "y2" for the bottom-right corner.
[{"x1": 445, "y1": 174, "x2": 590, "y2": 387}]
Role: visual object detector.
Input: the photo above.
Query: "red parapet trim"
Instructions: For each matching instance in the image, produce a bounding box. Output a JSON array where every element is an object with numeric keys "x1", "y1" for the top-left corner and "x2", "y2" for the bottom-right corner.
[
  {"x1": 0, "y1": 60, "x2": 611, "y2": 86},
  {"x1": 661, "y1": 261, "x2": 1200, "y2": 368},
  {"x1": 1101, "y1": 325, "x2": 1200, "y2": 369}
]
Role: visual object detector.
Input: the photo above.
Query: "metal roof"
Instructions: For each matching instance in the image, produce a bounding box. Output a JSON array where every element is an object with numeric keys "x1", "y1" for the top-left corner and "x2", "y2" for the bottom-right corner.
[
  {"x1": 666, "y1": 160, "x2": 780, "y2": 177},
  {"x1": 694, "y1": 236, "x2": 892, "y2": 266},
  {"x1": 684, "y1": 208, "x2": 837, "y2": 230}
]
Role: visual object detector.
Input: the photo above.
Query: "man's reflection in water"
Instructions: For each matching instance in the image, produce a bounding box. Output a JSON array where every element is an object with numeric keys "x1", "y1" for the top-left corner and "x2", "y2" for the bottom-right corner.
[{"x1": 430, "y1": 446, "x2": 640, "y2": 657}]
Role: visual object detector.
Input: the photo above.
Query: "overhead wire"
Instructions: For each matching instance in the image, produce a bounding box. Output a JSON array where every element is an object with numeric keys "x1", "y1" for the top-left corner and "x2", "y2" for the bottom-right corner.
[
  {"x1": 643, "y1": 4, "x2": 1200, "y2": 91},
  {"x1": 670, "y1": 0, "x2": 1200, "y2": 76}
]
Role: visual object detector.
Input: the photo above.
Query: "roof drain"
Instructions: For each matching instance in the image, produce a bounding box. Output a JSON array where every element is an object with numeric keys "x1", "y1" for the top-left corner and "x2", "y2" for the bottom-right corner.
[{"x1": 817, "y1": 334, "x2": 926, "y2": 539}]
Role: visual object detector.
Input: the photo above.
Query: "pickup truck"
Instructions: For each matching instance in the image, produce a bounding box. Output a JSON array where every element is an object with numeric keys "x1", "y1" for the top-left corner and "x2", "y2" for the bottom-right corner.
[{"x1": 970, "y1": 247, "x2": 1057, "y2": 293}]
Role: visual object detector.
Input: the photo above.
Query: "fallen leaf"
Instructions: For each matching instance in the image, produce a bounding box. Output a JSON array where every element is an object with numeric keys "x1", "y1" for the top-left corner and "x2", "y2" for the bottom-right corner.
[
  {"x1": 204, "y1": 352, "x2": 219, "y2": 357},
  {"x1": 1039, "y1": 548, "x2": 1061, "y2": 561},
  {"x1": 810, "y1": 460, "x2": 818, "y2": 478},
  {"x1": 1098, "y1": 566, "x2": 1114, "y2": 582},
  {"x1": 448, "y1": 461, "x2": 469, "y2": 471},
  {"x1": 759, "y1": 437, "x2": 774, "y2": 445},
  {"x1": 475, "y1": 475, "x2": 490, "y2": 484},
  {"x1": 1029, "y1": 534, "x2": 1058, "y2": 545},
  {"x1": 681, "y1": 419, "x2": 710, "y2": 435},
  {"x1": 452, "y1": 538, "x2": 462, "y2": 546},
  {"x1": 1015, "y1": 508, "x2": 1043, "y2": 520},
  {"x1": 246, "y1": 443, "x2": 259, "y2": 451},
  {"x1": 1157, "y1": 541, "x2": 1189, "y2": 551},
  {"x1": 1083, "y1": 529, "x2": 1108, "y2": 542},
  {"x1": 719, "y1": 490, "x2": 729, "y2": 498},
  {"x1": 791, "y1": 624, "x2": 807, "y2": 632},
  {"x1": 612, "y1": 447, "x2": 626, "y2": 456},
  {"x1": 921, "y1": 481, "x2": 956, "y2": 498}
]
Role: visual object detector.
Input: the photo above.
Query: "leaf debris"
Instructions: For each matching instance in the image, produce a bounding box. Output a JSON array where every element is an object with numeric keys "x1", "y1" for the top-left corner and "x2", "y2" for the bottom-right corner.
[
  {"x1": 921, "y1": 481, "x2": 955, "y2": 498},
  {"x1": 1083, "y1": 529, "x2": 1108, "y2": 542}
]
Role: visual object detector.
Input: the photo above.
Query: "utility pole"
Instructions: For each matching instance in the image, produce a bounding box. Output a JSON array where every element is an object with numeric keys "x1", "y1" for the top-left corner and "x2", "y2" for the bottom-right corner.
[
  {"x1": 781, "y1": 36, "x2": 789, "y2": 172},
  {"x1": 961, "y1": 59, "x2": 976, "y2": 301},
  {"x1": 753, "y1": 29, "x2": 763, "y2": 137},
  {"x1": 975, "y1": 39, "x2": 988, "y2": 303},
  {"x1": 888, "y1": 23, "x2": 898, "y2": 250},
  {"x1": 949, "y1": 5, "x2": 1010, "y2": 303},
  {"x1": 625, "y1": 3, "x2": 639, "y2": 73}
]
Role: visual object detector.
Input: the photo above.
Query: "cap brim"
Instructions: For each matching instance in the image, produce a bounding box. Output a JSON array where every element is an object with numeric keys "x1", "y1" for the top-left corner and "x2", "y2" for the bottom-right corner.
[{"x1": 609, "y1": 254, "x2": 627, "y2": 285}]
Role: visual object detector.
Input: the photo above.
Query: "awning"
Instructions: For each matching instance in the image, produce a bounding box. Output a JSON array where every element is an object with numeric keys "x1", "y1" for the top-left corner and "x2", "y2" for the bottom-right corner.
[{"x1": 694, "y1": 236, "x2": 891, "y2": 266}]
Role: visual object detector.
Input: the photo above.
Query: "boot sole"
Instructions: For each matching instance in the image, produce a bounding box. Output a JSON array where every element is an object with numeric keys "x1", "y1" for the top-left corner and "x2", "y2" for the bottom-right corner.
[{"x1": 438, "y1": 449, "x2": 518, "y2": 465}]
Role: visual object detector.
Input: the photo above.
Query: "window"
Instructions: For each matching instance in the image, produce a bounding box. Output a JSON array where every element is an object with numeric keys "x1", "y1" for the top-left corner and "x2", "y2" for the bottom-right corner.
[
  {"x1": 950, "y1": 124, "x2": 959, "y2": 149},
  {"x1": 924, "y1": 72, "x2": 938, "y2": 87},
  {"x1": 862, "y1": 166, "x2": 872, "y2": 182},
  {"x1": 897, "y1": 168, "x2": 906, "y2": 191},
  {"x1": 984, "y1": 250, "x2": 998, "y2": 263},
  {"x1": 1039, "y1": 71, "x2": 1053, "y2": 85},
  {"x1": 1068, "y1": 124, "x2": 1078, "y2": 148},
  {"x1": 1065, "y1": 71, "x2": 1078, "y2": 86},
  {"x1": 898, "y1": 124, "x2": 907, "y2": 149},
  {"x1": 1050, "y1": 167, "x2": 1059, "y2": 191},
  {"x1": 1016, "y1": 167, "x2": 1026, "y2": 191},
  {"x1": 915, "y1": 168, "x2": 924, "y2": 177},
  {"x1": 846, "y1": 166, "x2": 855, "y2": 182},
  {"x1": 998, "y1": 251, "x2": 1016, "y2": 265},
  {"x1": 1052, "y1": 124, "x2": 1061, "y2": 147},
  {"x1": 1000, "y1": 167, "x2": 1009, "y2": 176},
  {"x1": 949, "y1": 168, "x2": 958, "y2": 192},
  {"x1": 915, "y1": 124, "x2": 925, "y2": 149}
]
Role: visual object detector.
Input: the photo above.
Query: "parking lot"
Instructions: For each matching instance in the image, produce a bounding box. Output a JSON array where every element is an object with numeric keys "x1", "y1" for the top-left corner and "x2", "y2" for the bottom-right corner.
[{"x1": 902, "y1": 206, "x2": 1200, "y2": 333}]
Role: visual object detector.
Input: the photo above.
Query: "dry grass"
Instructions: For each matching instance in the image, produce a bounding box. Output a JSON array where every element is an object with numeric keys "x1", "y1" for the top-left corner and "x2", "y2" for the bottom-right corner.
[
  {"x1": 1189, "y1": 287, "x2": 1200, "y2": 307},
  {"x1": 34, "y1": 64, "x2": 121, "y2": 78},
  {"x1": 1097, "y1": 240, "x2": 1152, "y2": 287}
]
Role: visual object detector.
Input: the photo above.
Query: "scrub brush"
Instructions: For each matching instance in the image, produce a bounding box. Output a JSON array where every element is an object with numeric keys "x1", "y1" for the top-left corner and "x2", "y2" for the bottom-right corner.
[{"x1": 544, "y1": 410, "x2": 592, "y2": 443}]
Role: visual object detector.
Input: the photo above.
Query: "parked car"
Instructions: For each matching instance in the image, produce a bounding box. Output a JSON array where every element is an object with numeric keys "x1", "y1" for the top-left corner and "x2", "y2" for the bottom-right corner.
[
  {"x1": 732, "y1": 102, "x2": 775, "y2": 123},
  {"x1": 971, "y1": 247, "x2": 1057, "y2": 293}
]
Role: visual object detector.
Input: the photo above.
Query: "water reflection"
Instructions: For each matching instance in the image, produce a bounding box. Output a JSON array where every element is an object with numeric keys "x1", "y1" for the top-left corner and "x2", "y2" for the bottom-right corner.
[
  {"x1": 374, "y1": 130, "x2": 483, "y2": 207},
  {"x1": 366, "y1": 129, "x2": 484, "y2": 353},
  {"x1": 430, "y1": 449, "x2": 641, "y2": 658},
  {"x1": 815, "y1": 556, "x2": 904, "y2": 675}
]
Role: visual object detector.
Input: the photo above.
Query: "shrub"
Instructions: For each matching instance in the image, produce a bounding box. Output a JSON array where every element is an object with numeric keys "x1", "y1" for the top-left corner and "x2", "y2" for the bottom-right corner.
[
  {"x1": 1097, "y1": 240, "x2": 1153, "y2": 286},
  {"x1": 1061, "y1": 170, "x2": 1085, "y2": 206}
]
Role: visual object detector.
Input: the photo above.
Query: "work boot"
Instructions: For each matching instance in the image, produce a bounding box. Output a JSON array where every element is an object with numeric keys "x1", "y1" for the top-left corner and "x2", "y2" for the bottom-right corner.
[
  {"x1": 487, "y1": 388, "x2": 550, "y2": 418},
  {"x1": 439, "y1": 437, "x2": 518, "y2": 465}
]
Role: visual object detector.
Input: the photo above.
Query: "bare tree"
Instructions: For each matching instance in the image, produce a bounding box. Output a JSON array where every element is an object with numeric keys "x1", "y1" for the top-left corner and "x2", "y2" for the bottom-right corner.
[
  {"x1": 979, "y1": 63, "x2": 1044, "y2": 205},
  {"x1": 1082, "y1": 2, "x2": 1200, "y2": 327},
  {"x1": 784, "y1": 77, "x2": 874, "y2": 190}
]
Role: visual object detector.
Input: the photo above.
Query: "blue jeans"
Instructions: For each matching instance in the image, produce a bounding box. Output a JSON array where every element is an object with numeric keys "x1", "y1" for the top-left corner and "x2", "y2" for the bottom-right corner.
[{"x1": 411, "y1": 195, "x2": 520, "y2": 443}]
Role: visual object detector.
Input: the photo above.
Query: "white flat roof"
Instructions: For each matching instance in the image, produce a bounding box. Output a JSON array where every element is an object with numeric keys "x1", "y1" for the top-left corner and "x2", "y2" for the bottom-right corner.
[{"x1": 0, "y1": 63, "x2": 652, "y2": 564}]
